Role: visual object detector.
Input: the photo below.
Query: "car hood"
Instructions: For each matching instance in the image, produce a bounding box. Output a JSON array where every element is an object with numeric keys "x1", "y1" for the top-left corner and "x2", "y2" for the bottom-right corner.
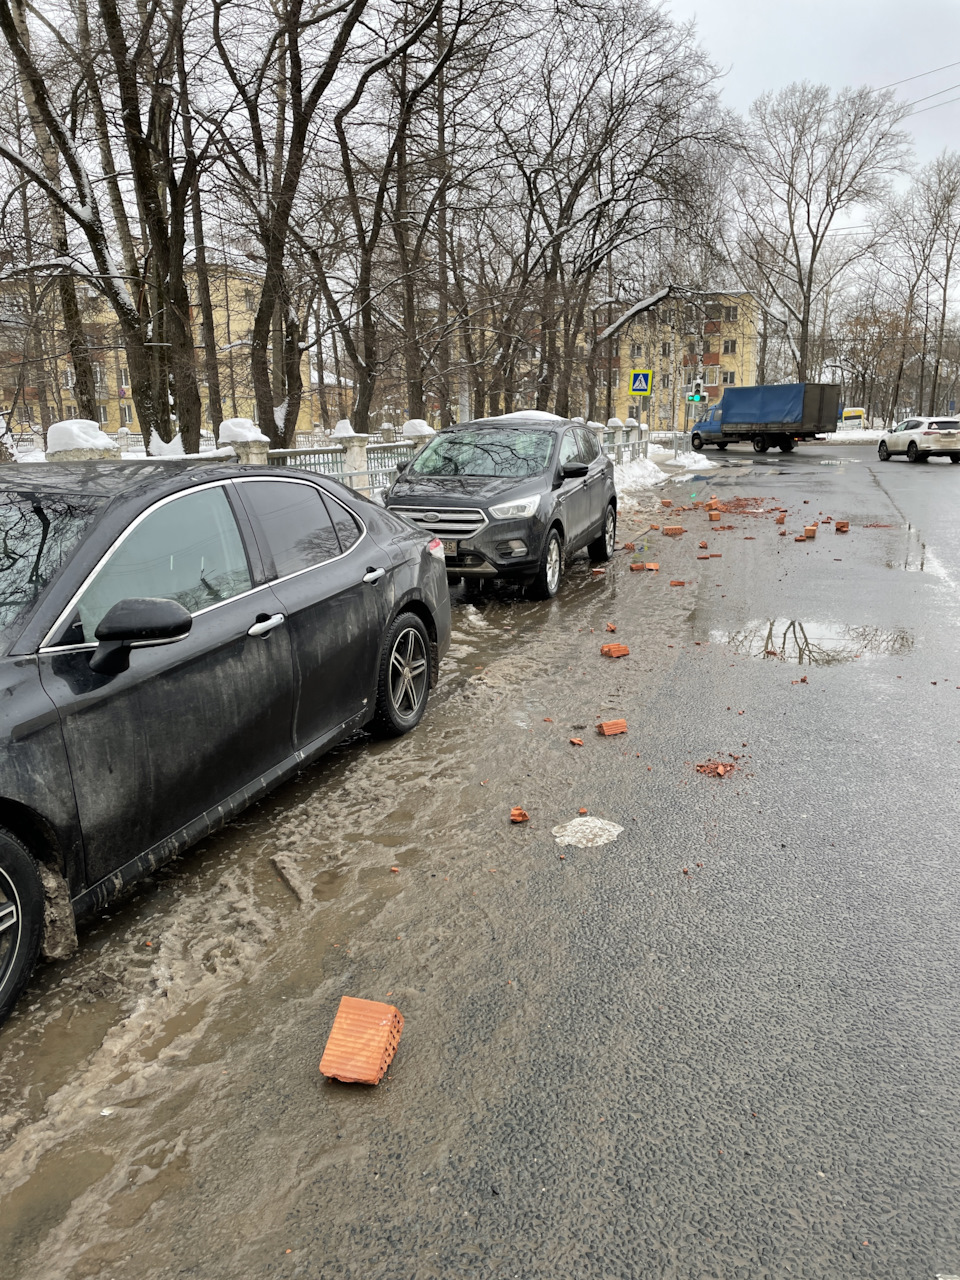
[{"x1": 386, "y1": 473, "x2": 545, "y2": 506}]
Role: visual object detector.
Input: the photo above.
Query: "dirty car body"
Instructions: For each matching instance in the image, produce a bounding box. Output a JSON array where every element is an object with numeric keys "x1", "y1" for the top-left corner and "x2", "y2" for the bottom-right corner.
[
  {"x1": 0, "y1": 461, "x2": 450, "y2": 1025},
  {"x1": 877, "y1": 416, "x2": 960, "y2": 462},
  {"x1": 383, "y1": 415, "x2": 617, "y2": 596}
]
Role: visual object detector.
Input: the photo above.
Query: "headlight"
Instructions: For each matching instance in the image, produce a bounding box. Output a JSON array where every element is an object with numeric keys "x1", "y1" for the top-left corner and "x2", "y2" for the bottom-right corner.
[{"x1": 489, "y1": 496, "x2": 540, "y2": 519}]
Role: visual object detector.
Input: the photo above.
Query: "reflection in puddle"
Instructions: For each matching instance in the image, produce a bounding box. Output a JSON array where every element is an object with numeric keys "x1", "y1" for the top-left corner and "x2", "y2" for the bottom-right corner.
[{"x1": 714, "y1": 618, "x2": 914, "y2": 665}]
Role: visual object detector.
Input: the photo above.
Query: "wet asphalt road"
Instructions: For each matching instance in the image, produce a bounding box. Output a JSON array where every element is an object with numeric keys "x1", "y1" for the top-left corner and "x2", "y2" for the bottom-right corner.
[{"x1": 3, "y1": 442, "x2": 960, "y2": 1280}]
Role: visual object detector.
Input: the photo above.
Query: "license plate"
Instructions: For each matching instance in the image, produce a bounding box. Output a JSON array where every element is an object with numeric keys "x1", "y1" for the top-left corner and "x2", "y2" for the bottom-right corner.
[{"x1": 442, "y1": 539, "x2": 458, "y2": 557}]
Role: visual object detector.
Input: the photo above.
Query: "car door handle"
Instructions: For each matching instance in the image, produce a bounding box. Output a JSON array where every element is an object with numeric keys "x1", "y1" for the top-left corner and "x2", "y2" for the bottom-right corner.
[
  {"x1": 247, "y1": 613, "x2": 285, "y2": 637},
  {"x1": 362, "y1": 567, "x2": 386, "y2": 584}
]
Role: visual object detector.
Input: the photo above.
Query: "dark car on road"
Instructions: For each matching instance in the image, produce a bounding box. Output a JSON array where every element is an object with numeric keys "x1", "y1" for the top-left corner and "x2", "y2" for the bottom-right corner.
[
  {"x1": 0, "y1": 461, "x2": 451, "y2": 1025},
  {"x1": 383, "y1": 413, "x2": 617, "y2": 596}
]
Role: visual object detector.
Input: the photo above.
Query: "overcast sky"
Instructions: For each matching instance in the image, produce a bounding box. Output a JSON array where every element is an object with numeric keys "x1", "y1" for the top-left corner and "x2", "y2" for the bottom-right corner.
[{"x1": 669, "y1": 0, "x2": 960, "y2": 163}]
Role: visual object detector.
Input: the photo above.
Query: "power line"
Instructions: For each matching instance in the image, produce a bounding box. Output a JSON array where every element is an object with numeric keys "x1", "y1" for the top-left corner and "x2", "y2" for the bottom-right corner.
[
  {"x1": 911, "y1": 93, "x2": 960, "y2": 117},
  {"x1": 879, "y1": 60, "x2": 960, "y2": 91},
  {"x1": 906, "y1": 80, "x2": 960, "y2": 108}
]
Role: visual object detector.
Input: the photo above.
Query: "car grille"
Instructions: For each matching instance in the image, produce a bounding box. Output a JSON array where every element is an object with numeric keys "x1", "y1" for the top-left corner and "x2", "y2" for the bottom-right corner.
[{"x1": 391, "y1": 506, "x2": 488, "y2": 539}]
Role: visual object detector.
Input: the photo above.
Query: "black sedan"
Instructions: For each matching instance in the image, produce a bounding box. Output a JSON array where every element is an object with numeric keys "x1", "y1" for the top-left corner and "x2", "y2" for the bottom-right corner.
[
  {"x1": 0, "y1": 461, "x2": 450, "y2": 1025},
  {"x1": 383, "y1": 414, "x2": 617, "y2": 596}
]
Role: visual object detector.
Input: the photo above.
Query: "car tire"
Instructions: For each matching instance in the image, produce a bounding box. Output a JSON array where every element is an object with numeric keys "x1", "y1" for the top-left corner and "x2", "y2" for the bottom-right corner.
[
  {"x1": 0, "y1": 829, "x2": 45, "y2": 1028},
  {"x1": 691, "y1": 433, "x2": 703, "y2": 451},
  {"x1": 588, "y1": 503, "x2": 616, "y2": 562},
  {"x1": 951, "y1": 454, "x2": 960, "y2": 464},
  {"x1": 373, "y1": 613, "x2": 432, "y2": 737},
  {"x1": 779, "y1": 437, "x2": 795, "y2": 452},
  {"x1": 529, "y1": 527, "x2": 563, "y2": 599},
  {"x1": 716, "y1": 442, "x2": 728, "y2": 451},
  {"x1": 752, "y1": 435, "x2": 768, "y2": 453},
  {"x1": 907, "y1": 441, "x2": 920, "y2": 463},
  {"x1": 878, "y1": 441, "x2": 890, "y2": 461}
]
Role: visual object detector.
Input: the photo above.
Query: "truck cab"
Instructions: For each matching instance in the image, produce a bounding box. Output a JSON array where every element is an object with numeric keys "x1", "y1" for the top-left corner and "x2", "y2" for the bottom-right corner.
[{"x1": 692, "y1": 405, "x2": 728, "y2": 450}]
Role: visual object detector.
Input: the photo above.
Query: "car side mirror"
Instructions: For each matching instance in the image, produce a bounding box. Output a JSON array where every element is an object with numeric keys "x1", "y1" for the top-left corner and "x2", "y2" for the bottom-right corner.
[
  {"x1": 90, "y1": 597, "x2": 192, "y2": 675},
  {"x1": 561, "y1": 460, "x2": 589, "y2": 479},
  {"x1": 396, "y1": 459, "x2": 409, "y2": 472}
]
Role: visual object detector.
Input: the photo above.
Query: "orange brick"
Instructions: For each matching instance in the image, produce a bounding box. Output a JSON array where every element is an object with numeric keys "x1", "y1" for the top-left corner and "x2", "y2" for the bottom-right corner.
[
  {"x1": 623, "y1": 542, "x2": 636, "y2": 551},
  {"x1": 645, "y1": 562, "x2": 659, "y2": 571},
  {"x1": 600, "y1": 643, "x2": 630, "y2": 657},
  {"x1": 835, "y1": 520, "x2": 849, "y2": 532},
  {"x1": 775, "y1": 514, "x2": 786, "y2": 525},
  {"x1": 629, "y1": 562, "x2": 645, "y2": 572},
  {"x1": 661, "y1": 499, "x2": 673, "y2": 508},
  {"x1": 708, "y1": 512, "x2": 721, "y2": 522},
  {"x1": 698, "y1": 540, "x2": 708, "y2": 548},
  {"x1": 663, "y1": 525, "x2": 685, "y2": 536},
  {"x1": 696, "y1": 554, "x2": 710, "y2": 560},
  {"x1": 804, "y1": 526, "x2": 817, "y2": 538},
  {"x1": 670, "y1": 579, "x2": 686, "y2": 586},
  {"x1": 597, "y1": 719, "x2": 627, "y2": 736},
  {"x1": 510, "y1": 806, "x2": 530, "y2": 823},
  {"x1": 795, "y1": 535, "x2": 807, "y2": 542},
  {"x1": 319, "y1": 996, "x2": 404, "y2": 1085}
]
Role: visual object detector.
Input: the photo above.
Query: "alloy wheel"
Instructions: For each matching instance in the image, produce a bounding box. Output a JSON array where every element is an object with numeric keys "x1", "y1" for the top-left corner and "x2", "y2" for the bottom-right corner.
[
  {"x1": 388, "y1": 626, "x2": 428, "y2": 720},
  {"x1": 546, "y1": 536, "x2": 561, "y2": 594},
  {"x1": 604, "y1": 507, "x2": 616, "y2": 556},
  {"x1": 0, "y1": 867, "x2": 22, "y2": 997}
]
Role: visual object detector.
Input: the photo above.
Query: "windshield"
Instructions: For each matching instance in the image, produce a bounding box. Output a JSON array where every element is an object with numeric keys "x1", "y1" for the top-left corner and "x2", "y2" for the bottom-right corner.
[
  {"x1": 0, "y1": 490, "x2": 105, "y2": 633},
  {"x1": 410, "y1": 430, "x2": 554, "y2": 478}
]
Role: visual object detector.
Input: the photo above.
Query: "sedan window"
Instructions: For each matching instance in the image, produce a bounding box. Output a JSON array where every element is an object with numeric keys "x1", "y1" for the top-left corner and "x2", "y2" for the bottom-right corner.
[
  {"x1": 69, "y1": 486, "x2": 252, "y2": 642},
  {"x1": 0, "y1": 491, "x2": 106, "y2": 633},
  {"x1": 323, "y1": 495, "x2": 362, "y2": 552},
  {"x1": 239, "y1": 480, "x2": 342, "y2": 577}
]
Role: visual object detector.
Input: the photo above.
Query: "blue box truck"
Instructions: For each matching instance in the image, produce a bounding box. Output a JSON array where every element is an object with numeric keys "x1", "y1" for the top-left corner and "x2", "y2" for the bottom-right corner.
[{"x1": 691, "y1": 384, "x2": 841, "y2": 453}]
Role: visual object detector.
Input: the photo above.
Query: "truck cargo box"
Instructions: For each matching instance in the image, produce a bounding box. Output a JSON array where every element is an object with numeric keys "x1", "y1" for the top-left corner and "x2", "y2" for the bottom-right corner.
[{"x1": 719, "y1": 383, "x2": 839, "y2": 434}]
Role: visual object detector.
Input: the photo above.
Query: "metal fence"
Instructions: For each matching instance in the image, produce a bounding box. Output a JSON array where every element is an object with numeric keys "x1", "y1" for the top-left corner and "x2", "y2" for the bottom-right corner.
[{"x1": 267, "y1": 446, "x2": 346, "y2": 475}]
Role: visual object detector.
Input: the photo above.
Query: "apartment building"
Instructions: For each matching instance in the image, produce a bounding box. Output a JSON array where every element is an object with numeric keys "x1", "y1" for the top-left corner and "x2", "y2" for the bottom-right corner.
[{"x1": 601, "y1": 292, "x2": 759, "y2": 429}]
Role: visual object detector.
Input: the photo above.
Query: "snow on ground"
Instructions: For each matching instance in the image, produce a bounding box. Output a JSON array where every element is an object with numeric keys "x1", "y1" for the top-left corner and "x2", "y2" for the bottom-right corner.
[
  {"x1": 614, "y1": 454, "x2": 667, "y2": 492},
  {"x1": 824, "y1": 429, "x2": 884, "y2": 444}
]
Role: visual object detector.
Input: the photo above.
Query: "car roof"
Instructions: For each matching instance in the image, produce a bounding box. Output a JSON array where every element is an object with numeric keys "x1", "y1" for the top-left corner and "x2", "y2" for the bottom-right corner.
[
  {"x1": 443, "y1": 414, "x2": 577, "y2": 434},
  {"x1": 0, "y1": 459, "x2": 242, "y2": 501}
]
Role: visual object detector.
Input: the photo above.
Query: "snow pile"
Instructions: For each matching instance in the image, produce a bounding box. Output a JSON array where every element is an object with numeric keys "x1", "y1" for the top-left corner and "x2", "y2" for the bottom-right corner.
[
  {"x1": 17, "y1": 448, "x2": 46, "y2": 464},
  {"x1": 332, "y1": 419, "x2": 356, "y2": 437},
  {"x1": 219, "y1": 417, "x2": 270, "y2": 443},
  {"x1": 484, "y1": 409, "x2": 563, "y2": 422},
  {"x1": 147, "y1": 433, "x2": 185, "y2": 457},
  {"x1": 614, "y1": 453, "x2": 667, "y2": 492},
  {"x1": 401, "y1": 418, "x2": 435, "y2": 437},
  {"x1": 47, "y1": 419, "x2": 116, "y2": 454},
  {"x1": 606, "y1": 416, "x2": 623, "y2": 428},
  {"x1": 827, "y1": 428, "x2": 884, "y2": 444}
]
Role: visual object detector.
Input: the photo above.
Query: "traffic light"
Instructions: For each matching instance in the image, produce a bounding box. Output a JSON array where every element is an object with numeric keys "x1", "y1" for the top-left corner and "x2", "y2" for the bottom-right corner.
[{"x1": 687, "y1": 380, "x2": 705, "y2": 403}]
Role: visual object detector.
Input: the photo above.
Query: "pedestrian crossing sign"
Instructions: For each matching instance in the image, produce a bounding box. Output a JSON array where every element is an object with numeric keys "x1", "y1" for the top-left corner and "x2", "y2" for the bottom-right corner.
[{"x1": 630, "y1": 369, "x2": 652, "y2": 396}]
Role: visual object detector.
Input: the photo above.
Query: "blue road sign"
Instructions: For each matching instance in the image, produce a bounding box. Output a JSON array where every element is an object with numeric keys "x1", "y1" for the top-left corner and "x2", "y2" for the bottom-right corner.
[{"x1": 630, "y1": 369, "x2": 652, "y2": 396}]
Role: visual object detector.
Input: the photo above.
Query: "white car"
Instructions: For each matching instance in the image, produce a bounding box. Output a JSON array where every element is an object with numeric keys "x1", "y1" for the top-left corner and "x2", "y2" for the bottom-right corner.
[{"x1": 878, "y1": 417, "x2": 960, "y2": 463}]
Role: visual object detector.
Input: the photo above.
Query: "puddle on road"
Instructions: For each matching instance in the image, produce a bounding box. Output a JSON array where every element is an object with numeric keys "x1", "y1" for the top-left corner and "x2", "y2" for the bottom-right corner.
[{"x1": 713, "y1": 617, "x2": 914, "y2": 665}]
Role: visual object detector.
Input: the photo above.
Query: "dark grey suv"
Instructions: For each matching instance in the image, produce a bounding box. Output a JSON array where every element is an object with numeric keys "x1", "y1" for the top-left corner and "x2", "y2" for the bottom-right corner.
[{"x1": 384, "y1": 415, "x2": 617, "y2": 596}]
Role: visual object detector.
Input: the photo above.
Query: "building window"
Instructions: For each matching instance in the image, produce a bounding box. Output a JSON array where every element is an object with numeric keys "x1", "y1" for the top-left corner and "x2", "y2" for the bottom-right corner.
[
  {"x1": 119, "y1": 366, "x2": 129, "y2": 387},
  {"x1": 661, "y1": 341, "x2": 671, "y2": 358},
  {"x1": 705, "y1": 367, "x2": 718, "y2": 385},
  {"x1": 705, "y1": 303, "x2": 722, "y2": 321},
  {"x1": 62, "y1": 367, "x2": 75, "y2": 389},
  {"x1": 630, "y1": 341, "x2": 644, "y2": 360},
  {"x1": 121, "y1": 404, "x2": 133, "y2": 424},
  {"x1": 244, "y1": 289, "x2": 257, "y2": 312},
  {"x1": 721, "y1": 371, "x2": 736, "y2": 385},
  {"x1": 16, "y1": 406, "x2": 32, "y2": 424},
  {"x1": 722, "y1": 339, "x2": 737, "y2": 355},
  {"x1": 702, "y1": 340, "x2": 712, "y2": 354},
  {"x1": 661, "y1": 373, "x2": 670, "y2": 390},
  {"x1": 611, "y1": 338, "x2": 620, "y2": 357},
  {"x1": 723, "y1": 306, "x2": 738, "y2": 323},
  {"x1": 92, "y1": 363, "x2": 105, "y2": 387},
  {"x1": 98, "y1": 405, "x2": 109, "y2": 423}
]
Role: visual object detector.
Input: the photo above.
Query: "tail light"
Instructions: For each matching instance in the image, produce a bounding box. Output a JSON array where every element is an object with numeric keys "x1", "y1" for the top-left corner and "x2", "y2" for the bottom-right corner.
[
  {"x1": 428, "y1": 537, "x2": 445, "y2": 561},
  {"x1": 923, "y1": 431, "x2": 938, "y2": 436}
]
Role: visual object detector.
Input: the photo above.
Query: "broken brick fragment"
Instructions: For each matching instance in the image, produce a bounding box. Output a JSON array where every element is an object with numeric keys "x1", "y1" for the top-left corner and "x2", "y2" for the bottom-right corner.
[
  {"x1": 600, "y1": 643, "x2": 630, "y2": 658},
  {"x1": 661, "y1": 499, "x2": 673, "y2": 508},
  {"x1": 569, "y1": 738, "x2": 584, "y2": 746},
  {"x1": 319, "y1": 996, "x2": 404, "y2": 1085},
  {"x1": 775, "y1": 514, "x2": 786, "y2": 525},
  {"x1": 697, "y1": 554, "x2": 710, "y2": 560},
  {"x1": 596, "y1": 719, "x2": 628, "y2": 736},
  {"x1": 696, "y1": 759, "x2": 738, "y2": 779},
  {"x1": 629, "y1": 563, "x2": 645, "y2": 572},
  {"x1": 835, "y1": 521, "x2": 849, "y2": 533},
  {"x1": 795, "y1": 535, "x2": 807, "y2": 542},
  {"x1": 623, "y1": 542, "x2": 636, "y2": 552},
  {"x1": 510, "y1": 806, "x2": 530, "y2": 823},
  {"x1": 606, "y1": 622, "x2": 617, "y2": 631},
  {"x1": 669, "y1": 579, "x2": 686, "y2": 586},
  {"x1": 650, "y1": 523, "x2": 660, "y2": 530},
  {"x1": 698, "y1": 540, "x2": 708, "y2": 549},
  {"x1": 645, "y1": 562, "x2": 659, "y2": 571}
]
